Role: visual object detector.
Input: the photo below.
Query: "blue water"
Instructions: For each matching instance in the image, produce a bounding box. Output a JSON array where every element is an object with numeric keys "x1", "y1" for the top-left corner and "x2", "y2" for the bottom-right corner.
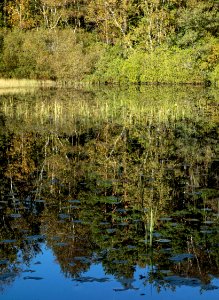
[{"x1": 1, "y1": 244, "x2": 218, "y2": 300}]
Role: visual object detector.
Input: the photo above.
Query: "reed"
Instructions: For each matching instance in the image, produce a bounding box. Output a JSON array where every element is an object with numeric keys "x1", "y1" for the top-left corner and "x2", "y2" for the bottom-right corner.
[
  {"x1": 0, "y1": 78, "x2": 55, "y2": 89},
  {"x1": 1, "y1": 86, "x2": 217, "y2": 135}
]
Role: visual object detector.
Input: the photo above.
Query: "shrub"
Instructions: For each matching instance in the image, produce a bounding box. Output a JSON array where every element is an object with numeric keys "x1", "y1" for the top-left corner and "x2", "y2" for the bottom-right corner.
[
  {"x1": 1, "y1": 29, "x2": 102, "y2": 81},
  {"x1": 140, "y1": 47, "x2": 204, "y2": 84},
  {"x1": 209, "y1": 64, "x2": 219, "y2": 86},
  {"x1": 91, "y1": 45, "x2": 125, "y2": 83}
]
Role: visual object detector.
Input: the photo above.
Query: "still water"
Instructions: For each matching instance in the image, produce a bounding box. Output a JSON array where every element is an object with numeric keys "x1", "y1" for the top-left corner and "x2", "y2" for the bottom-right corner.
[{"x1": 0, "y1": 86, "x2": 218, "y2": 299}]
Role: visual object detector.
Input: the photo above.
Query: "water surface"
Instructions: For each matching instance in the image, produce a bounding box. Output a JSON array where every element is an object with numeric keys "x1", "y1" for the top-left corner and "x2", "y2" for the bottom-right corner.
[{"x1": 0, "y1": 86, "x2": 218, "y2": 299}]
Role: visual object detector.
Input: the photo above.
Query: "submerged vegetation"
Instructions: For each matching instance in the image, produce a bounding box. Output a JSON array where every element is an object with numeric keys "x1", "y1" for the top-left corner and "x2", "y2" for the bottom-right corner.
[
  {"x1": 0, "y1": 0, "x2": 218, "y2": 85},
  {"x1": 0, "y1": 86, "x2": 218, "y2": 293}
]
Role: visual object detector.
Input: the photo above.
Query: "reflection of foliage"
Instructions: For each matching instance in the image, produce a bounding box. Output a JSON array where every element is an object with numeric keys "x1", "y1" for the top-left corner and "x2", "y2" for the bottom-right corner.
[
  {"x1": 0, "y1": 87, "x2": 218, "y2": 292},
  {"x1": 0, "y1": 212, "x2": 44, "y2": 292},
  {"x1": 5, "y1": 133, "x2": 36, "y2": 181},
  {"x1": 44, "y1": 207, "x2": 96, "y2": 278}
]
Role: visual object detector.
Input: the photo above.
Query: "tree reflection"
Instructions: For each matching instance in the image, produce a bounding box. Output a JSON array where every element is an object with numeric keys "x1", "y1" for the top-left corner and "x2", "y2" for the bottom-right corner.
[{"x1": 0, "y1": 86, "x2": 218, "y2": 292}]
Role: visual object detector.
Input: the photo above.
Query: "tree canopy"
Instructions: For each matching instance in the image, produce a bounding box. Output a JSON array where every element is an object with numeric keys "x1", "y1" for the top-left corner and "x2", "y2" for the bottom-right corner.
[{"x1": 0, "y1": 0, "x2": 218, "y2": 84}]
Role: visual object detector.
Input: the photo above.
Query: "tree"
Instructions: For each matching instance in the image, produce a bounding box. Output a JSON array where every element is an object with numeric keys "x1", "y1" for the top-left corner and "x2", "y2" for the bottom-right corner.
[
  {"x1": 128, "y1": 0, "x2": 177, "y2": 50},
  {"x1": 174, "y1": 0, "x2": 219, "y2": 47},
  {"x1": 86, "y1": 0, "x2": 137, "y2": 44},
  {"x1": 5, "y1": 0, "x2": 37, "y2": 29}
]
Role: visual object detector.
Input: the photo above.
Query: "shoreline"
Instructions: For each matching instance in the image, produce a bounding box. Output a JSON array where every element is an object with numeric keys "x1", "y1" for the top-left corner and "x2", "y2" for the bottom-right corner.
[{"x1": 0, "y1": 78, "x2": 56, "y2": 89}]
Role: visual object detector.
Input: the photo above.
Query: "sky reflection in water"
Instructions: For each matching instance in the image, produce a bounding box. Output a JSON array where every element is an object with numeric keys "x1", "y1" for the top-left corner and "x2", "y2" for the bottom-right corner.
[{"x1": 1, "y1": 244, "x2": 219, "y2": 300}]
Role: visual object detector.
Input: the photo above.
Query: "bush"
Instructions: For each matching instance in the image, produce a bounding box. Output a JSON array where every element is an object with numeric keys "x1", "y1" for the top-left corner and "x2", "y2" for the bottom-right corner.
[
  {"x1": 91, "y1": 45, "x2": 125, "y2": 83},
  {"x1": 1, "y1": 29, "x2": 103, "y2": 81},
  {"x1": 121, "y1": 51, "x2": 144, "y2": 83},
  {"x1": 139, "y1": 47, "x2": 204, "y2": 84},
  {"x1": 92, "y1": 46, "x2": 205, "y2": 84},
  {"x1": 209, "y1": 64, "x2": 219, "y2": 86}
]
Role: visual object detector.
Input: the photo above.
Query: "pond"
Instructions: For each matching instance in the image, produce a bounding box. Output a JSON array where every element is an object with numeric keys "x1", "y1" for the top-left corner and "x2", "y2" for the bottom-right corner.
[{"x1": 0, "y1": 85, "x2": 218, "y2": 299}]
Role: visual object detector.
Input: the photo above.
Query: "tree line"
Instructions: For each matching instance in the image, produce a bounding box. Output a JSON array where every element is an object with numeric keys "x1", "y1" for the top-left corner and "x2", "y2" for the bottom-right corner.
[{"x1": 0, "y1": 0, "x2": 218, "y2": 84}]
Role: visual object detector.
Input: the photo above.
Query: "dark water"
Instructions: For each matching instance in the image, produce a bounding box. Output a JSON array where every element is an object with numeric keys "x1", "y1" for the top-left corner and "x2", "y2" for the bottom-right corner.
[{"x1": 0, "y1": 86, "x2": 218, "y2": 299}]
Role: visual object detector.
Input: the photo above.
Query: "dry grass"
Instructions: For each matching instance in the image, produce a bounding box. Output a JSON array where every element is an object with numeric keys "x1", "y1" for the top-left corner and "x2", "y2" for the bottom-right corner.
[{"x1": 0, "y1": 78, "x2": 56, "y2": 89}]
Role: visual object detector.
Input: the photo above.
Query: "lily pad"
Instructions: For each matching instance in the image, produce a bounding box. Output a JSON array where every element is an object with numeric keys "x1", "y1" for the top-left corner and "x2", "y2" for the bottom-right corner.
[
  {"x1": 0, "y1": 239, "x2": 16, "y2": 244},
  {"x1": 201, "y1": 230, "x2": 213, "y2": 234},
  {"x1": 35, "y1": 199, "x2": 45, "y2": 203},
  {"x1": 99, "y1": 221, "x2": 110, "y2": 225},
  {"x1": 23, "y1": 269, "x2": 36, "y2": 273},
  {"x1": 156, "y1": 239, "x2": 171, "y2": 243},
  {"x1": 26, "y1": 235, "x2": 45, "y2": 241},
  {"x1": 112, "y1": 260, "x2": 128, "y2": 264},
  {"x1": 115, "y1": 208, "x2": 128, "y2": 213},
  {"x1": 185, "y1": 219, "x2": 199, "y2": 222},
  {"x1": 72, "y1": 219, "x2": 82, "y2": 223},
  {"x1": 160, "y1": 217, "x2": 172, "y2": 221},
  {"x1": 203, "y1": 220, "x2": 214, "y2": 224},
  {"x1": 169, "y1": 253, "x2": 195, "y2": 262},
  {"x1": 118, "y1": 222, "x2": 129, "y2": 226},
  {"x1": 55, "y1": 242, "x2": 68, "y2": 247},
  {"x1": 164, "y1": 275, "x2": 201, "y2": 287},
  {"x1": 59, "y1": 213, "x2": 69, "y2": 219},
  {"x1": 74, "y1": 276, "x2": 109, "y2": 283},
  {"x1": 153, "y1": 232, "x2": 161, "y2": 238},
  {"x1": 104, "y1": 196, "x2": 119, "y2": 204},
  {"x1": 70, "y1": 205, "x2": 80, "y2": 209},
  {"x1": 106, "y1": 228, "x2": 116, "y2": 234},
  {"x1": 74, "y1": 257, "x2": 91, "y2": 263},
  {"x1": 23, "y1": 276, "x2": 43, "y2": 280},
  {"x1": 68, "y1": 199, "x2": 81, "y2": 204},
  {"x1": 10, "y1": 214, "x2": 21, "y2": 218},
  {"x1": 113, "y1": 288, "x2": 129, "y2": 292}
]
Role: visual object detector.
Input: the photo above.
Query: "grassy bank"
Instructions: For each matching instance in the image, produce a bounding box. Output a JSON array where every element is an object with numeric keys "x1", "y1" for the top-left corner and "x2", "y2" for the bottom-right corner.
[
  {"x1": 0, "y1": 78, "x2": 56, "y2": 88},
  {"x1": 0, "y1": 78, "x2": 57, "y2": 95}
]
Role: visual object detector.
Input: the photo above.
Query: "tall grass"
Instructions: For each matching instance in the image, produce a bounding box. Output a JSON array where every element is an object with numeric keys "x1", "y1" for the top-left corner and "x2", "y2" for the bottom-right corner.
[
  {"x1": 1, "y1": 86, "x2": 217, "y2": 134},
  {"x1": 0, "y1": 78, "x2": 55, "y2": 88}
]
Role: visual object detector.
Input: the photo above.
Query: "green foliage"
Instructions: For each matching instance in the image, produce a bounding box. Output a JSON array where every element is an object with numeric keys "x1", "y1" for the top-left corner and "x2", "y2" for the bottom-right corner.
[
  {"x1": 121, "y1": 51, "x2": 144, "y2": 83},
  {"x1": 1, "y1": 29, "x2": 104, "y2": 81},
  {"x1": 210, "y1": 63, "x2": 219, "y2": 86},
  {"x1": 92, "y1": 46, "x2": 205, "y2": 84},
  {"x1": 0, "y1": 0, "x2": 218, "y2": 86},
  {"x1": 141, "y1": 47, "x2": 203, "y2": 84},
  {"x1": 90, "y1": 45, "x2": 125, "y2": 83},
  {"x1": 175, "y1": 3, "x2": 219, "y2": 48}
]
